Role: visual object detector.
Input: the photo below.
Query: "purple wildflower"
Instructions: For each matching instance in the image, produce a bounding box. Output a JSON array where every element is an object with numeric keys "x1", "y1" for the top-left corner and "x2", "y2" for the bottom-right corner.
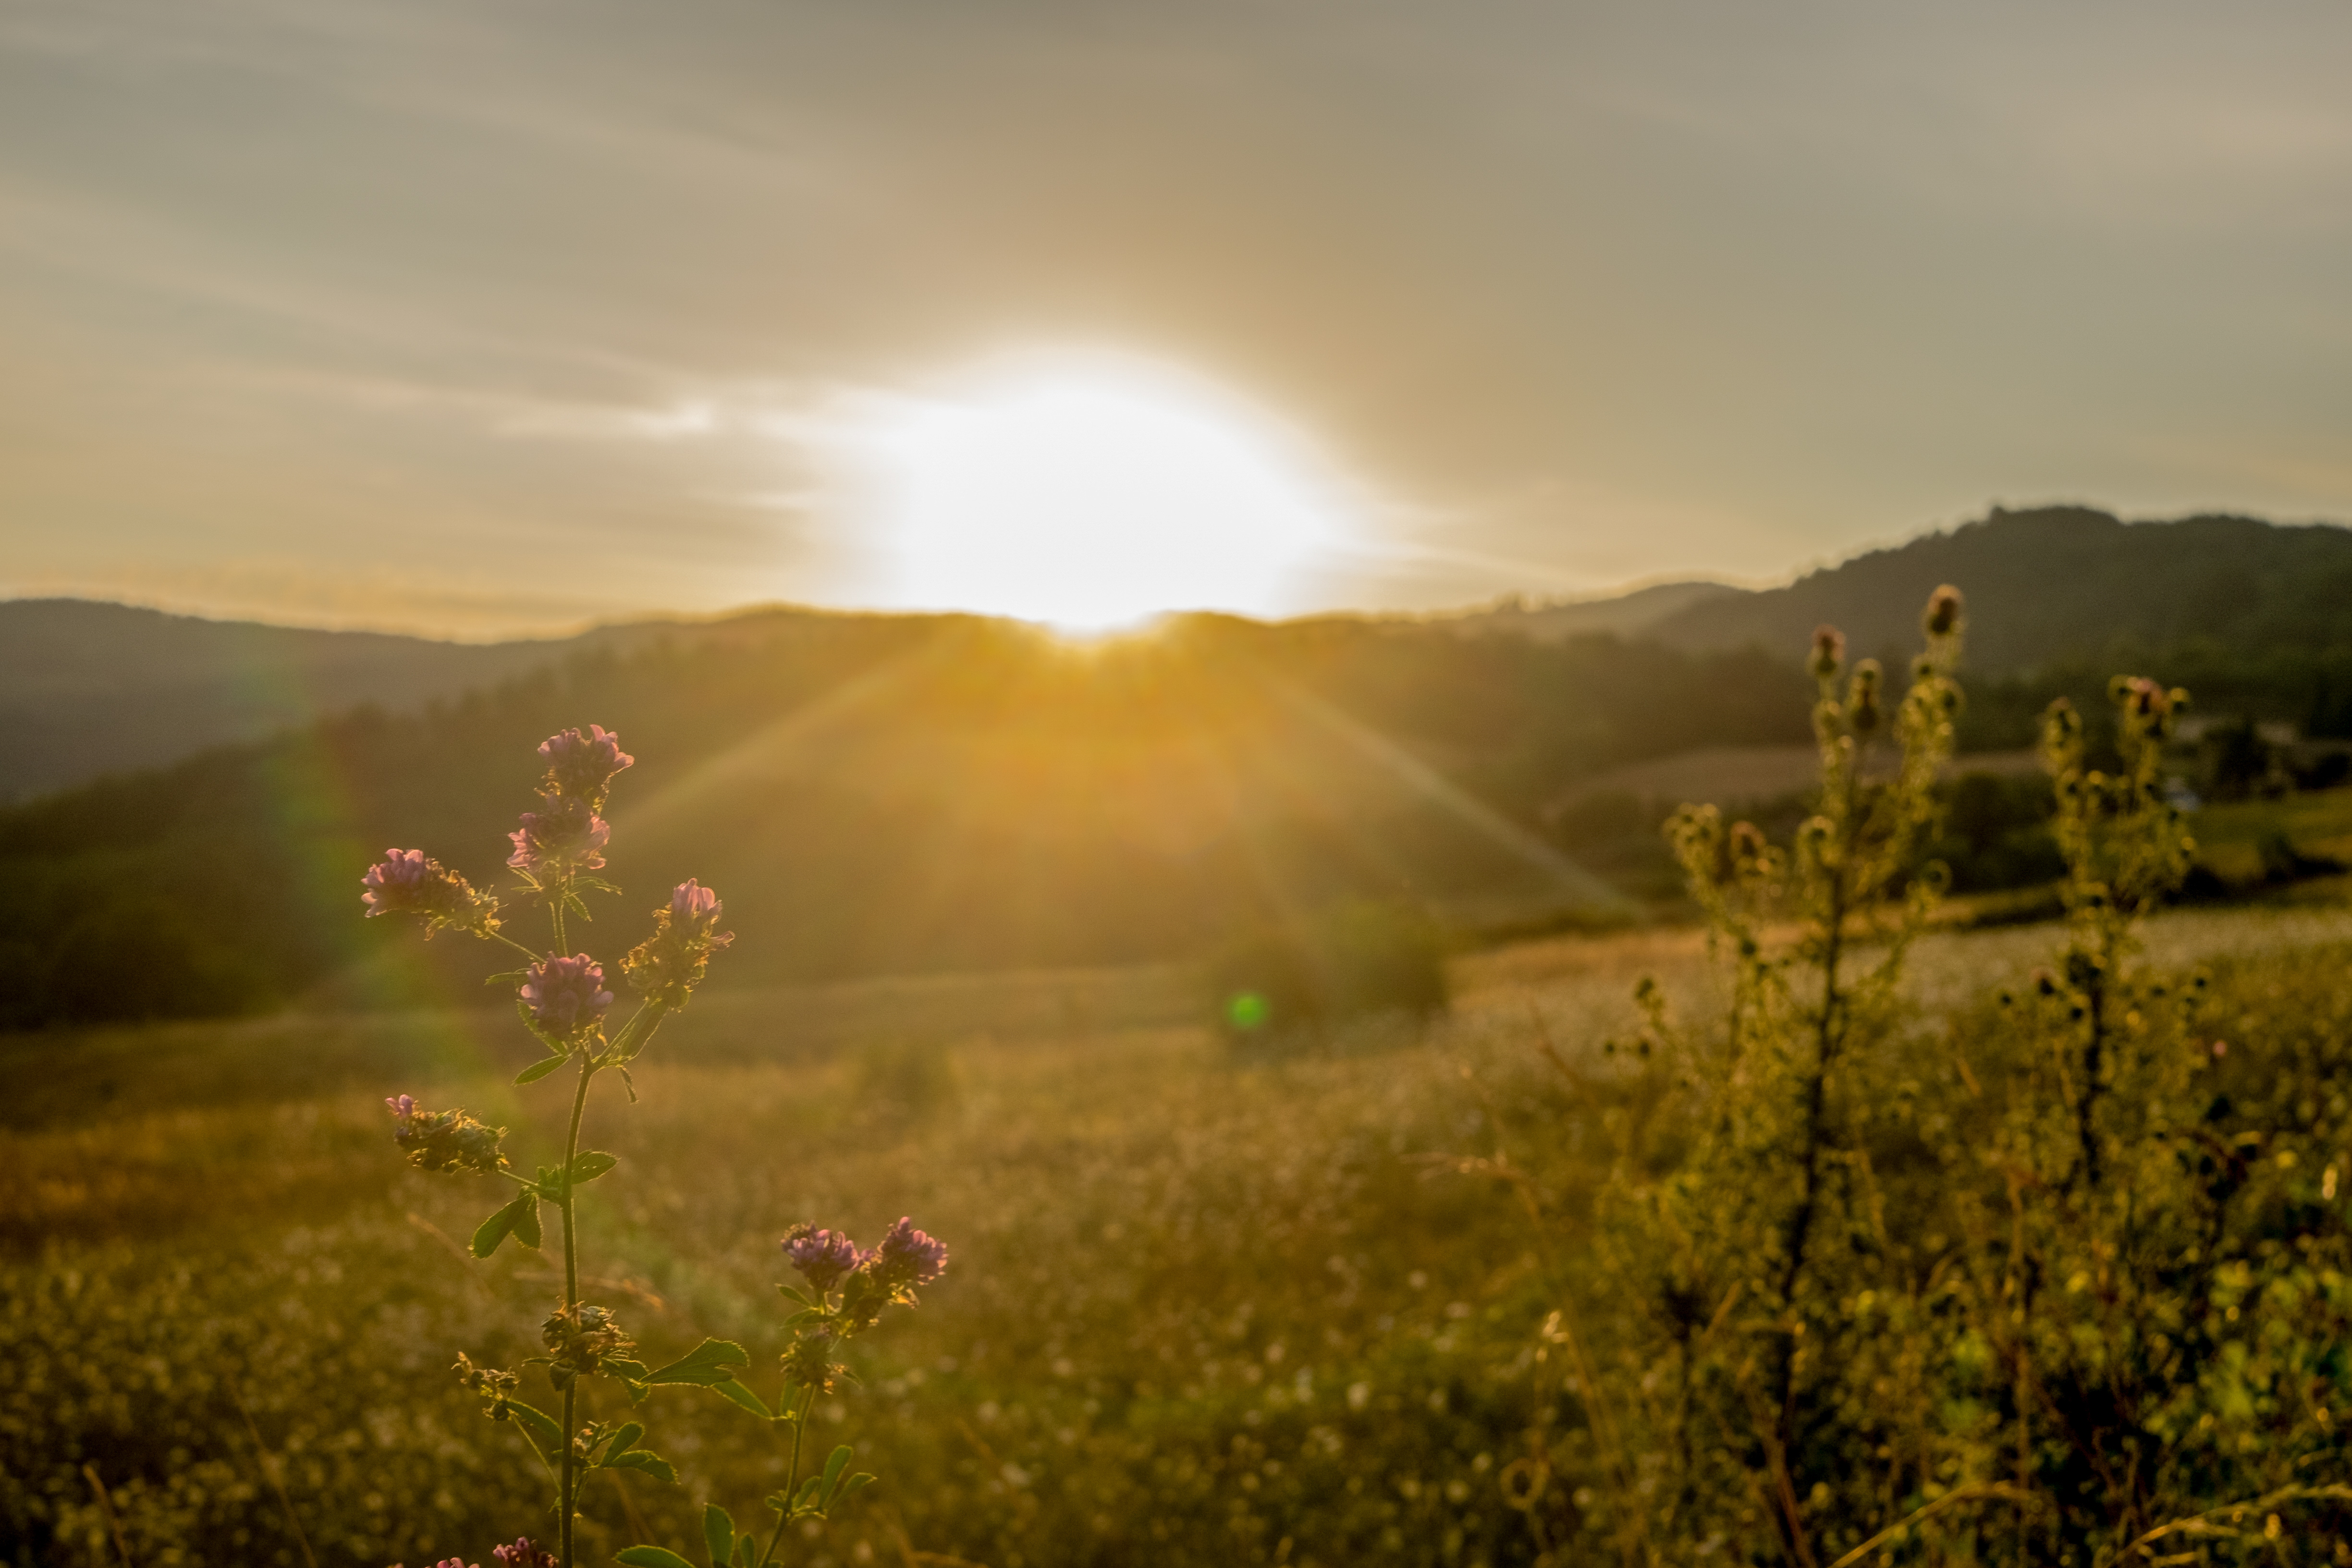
[
  {"x1": 622, "y1": 882, "x2": 734, "y2": 1010},
  {"x1": 538, "y1": 725, "x2": 634, "y2": 807},
  {"x1": 520, "y1": 954, "x2": 613, "y2": 1038},
  {"x1": 491, "y1": 1540, "x2": 555, "y2": 1568},
  {"x1": 505, "y1": 795, "x2": 610, "y2": 875},
  {"x1": 784, "y1": 1225, "x2": 868, "y2": 1293},
  {"x1": 671, "y1": 878, "x2": 722, "y2": 928},
  {"x1": 361, "y1": 849, "x2": 496, "y2": 933},
  {"x1": 871, "y1": 1216, "x2": 949, "y2": 1289},
  {"x1": 386, "y1": 1093, "x2": 417, "y2": 1120}
]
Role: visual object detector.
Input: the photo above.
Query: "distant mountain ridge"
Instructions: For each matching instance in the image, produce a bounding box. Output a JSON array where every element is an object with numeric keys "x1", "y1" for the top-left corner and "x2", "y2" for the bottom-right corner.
[
  {"x1": 1434, "y1": 580, "x2": 1747, "y2": 642},
  {"x1": 12, "y1": 504, "x2": 2351, "y2": 803},
  {"x1": 11, "y1": 500, "x2": 2352, "y2": 1028},
  {"x1": 0, "y1": 599, "x2": 840, "y2": 801},
  {"x1": 1639, "y1": 506, "x2": 2352, "y2": 670}
]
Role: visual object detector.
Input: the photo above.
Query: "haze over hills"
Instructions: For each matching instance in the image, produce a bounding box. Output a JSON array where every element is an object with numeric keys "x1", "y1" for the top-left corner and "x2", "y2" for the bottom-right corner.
[
  {"x1": 16, "y1": 504, "x2": 2352, "y2": 805},
  {"x1": 0, "y1": 599, "x2": 857, "y2": 802},
  {"x1": 11, "y1": 502, "x2": 2352, "y2": 1030}
]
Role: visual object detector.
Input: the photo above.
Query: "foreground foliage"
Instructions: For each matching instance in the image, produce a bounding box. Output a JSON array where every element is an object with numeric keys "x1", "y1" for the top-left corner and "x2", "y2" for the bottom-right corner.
[
  {"x1": 8, "y1": 594, "x2": 2352, "y2": 1565},
  {"x1": 1546, "y1": 593, "x2": 2352, "y2": 1563}
]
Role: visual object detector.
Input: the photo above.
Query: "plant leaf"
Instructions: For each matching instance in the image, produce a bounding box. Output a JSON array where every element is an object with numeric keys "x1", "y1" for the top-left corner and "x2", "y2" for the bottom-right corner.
[
  {"x1": 569, "y1": 1150, "x2": 619, "y2": 1185},
  {"x1": 471, "y1": 1200, "x2": 520, "y2": 1258},
  {"x1": 502, "y1": 1398, "x2": 563, "y2": 1457},
  {"x1": 597, "y1": 1422, "x2": 646, "y2": 1463},
  {"x1": 702, "y1": 1504, "x2": 735, "y2": 1568},
  {"x1": 603, "y1": 1448, "x2": 678, "y2": 1484},
  {"x1": 731, "y1": 1538, "x2": 754, "y2": 1568},
  {"x1": 712, "y1": 1378, "x2": 773, "y2": 1419},
  {"x1": 793, "y1": 1473, "x2": 824, "y2": 1514},
  {"x1": 645, "y1": 1339, "x2": 751, "y2": 1386},
  {"x1": 820, "y1": 1445, "x2": 852, "y2": 1503},
  {"x1": 515, "y1": 1054, "x2": 568, "y2": 1086},
  {"x1": 833, "y1": 1473, "x2": 875, "y2": 1505},
  {"x1": 510, "y1": 1192, "x2": 543, "y2": 1251},
  {"x1": 615, "y1": 1549, "x2": 697, "y2": 1568}
]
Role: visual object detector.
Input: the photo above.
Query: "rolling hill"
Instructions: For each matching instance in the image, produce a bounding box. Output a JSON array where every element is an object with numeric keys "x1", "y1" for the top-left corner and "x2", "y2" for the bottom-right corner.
[
  {"x1": 0, "y1": 599, "x2": 826, "y2": 802},
  {"x1": 1642, "y1": 505, "x2": 2352, "y2": 670},
  {"x1": 10, "y1": 501, "x2": 2352, "y2": 1029}
]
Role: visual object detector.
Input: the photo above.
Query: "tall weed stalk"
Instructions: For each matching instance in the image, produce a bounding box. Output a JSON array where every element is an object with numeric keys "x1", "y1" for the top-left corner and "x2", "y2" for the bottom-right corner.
[
  {"x1": 362, "y1": 728, "x2": 949, "y2": 1568},
  {"x1": 1526, "y1": 590, "x2": 2352, "y2": 1565}
]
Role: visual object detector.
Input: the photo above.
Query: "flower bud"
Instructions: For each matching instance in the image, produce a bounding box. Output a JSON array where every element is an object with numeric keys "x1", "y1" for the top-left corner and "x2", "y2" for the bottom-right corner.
[
  {"x1": 388, "y1": 1097, "x2": 509, "y2": 1175},
  {"x1": 782, "y1": 1323, "x2": 845, "y2": 1393},
  {"x1": 542, "y1": 1303, "x2": 633, "y2": 1387},
  {"x1": 361, "y1": 849, "x2": 499, "y2": 936},
  {"x1": 492, "y1": 1540, "x2": 555, "y2": 1568},
  {"x1": 520, "y1": 954, "x2": 614, "y2": 1040},
  {"x1": 455, "y1": 1351, "x2": 522, "y2": 1414},
  {"x1": 537, "y1": 725, "x2": 635, "y2": 808},
  {"x1": 1809, "y1": 625, "x2": 1845, "y2": 683}
]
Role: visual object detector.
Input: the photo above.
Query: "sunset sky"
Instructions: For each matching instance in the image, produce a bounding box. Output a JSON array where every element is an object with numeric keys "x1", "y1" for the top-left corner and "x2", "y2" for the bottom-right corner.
[{"x1": 4, "y1": 1, "x2": 2350, "y2": 636}]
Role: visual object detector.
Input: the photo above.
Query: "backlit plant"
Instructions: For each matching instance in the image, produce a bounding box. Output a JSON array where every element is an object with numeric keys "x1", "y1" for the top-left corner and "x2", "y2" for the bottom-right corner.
[
  {"x1": 363, "y1": 726, "x2": 949, "y2": 1568},
  {"x1": 1523, "y1": 591, "x2": 2352, "y2": 1564}
]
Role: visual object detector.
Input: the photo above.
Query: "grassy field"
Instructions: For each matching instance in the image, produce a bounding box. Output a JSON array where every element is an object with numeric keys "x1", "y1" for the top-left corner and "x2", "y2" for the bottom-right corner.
[{"x1": 6, "y1": 892, "x2": 2350, "y2": 1568}]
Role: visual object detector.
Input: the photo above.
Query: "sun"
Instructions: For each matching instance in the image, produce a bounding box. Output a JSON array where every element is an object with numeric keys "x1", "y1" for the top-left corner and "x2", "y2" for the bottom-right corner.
[{"x1": 846, "y1": 355, "x2": 1355, "y2": 631}]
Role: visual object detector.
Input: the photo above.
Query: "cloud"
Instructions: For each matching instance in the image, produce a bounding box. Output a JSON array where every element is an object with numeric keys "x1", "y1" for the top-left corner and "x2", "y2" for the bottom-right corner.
[{"x1": 3, "y1": 0, "x2": 2349, "y2": 633}]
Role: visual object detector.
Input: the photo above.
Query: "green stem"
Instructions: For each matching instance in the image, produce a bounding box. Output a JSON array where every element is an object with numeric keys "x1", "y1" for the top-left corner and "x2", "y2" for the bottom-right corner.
[
  {"x1": 601, "y1": 1001, "x2": 667, "y2": 1066},
  {"x1": 756, "y1": 1388, "x2": 821, "y2": 1568},
  {"x1": 558, "y1": 1053, "x2": 596, "y2": 1568},
  {"x1": 490, "y1": 929, "x2": 545, "y2": 963}
]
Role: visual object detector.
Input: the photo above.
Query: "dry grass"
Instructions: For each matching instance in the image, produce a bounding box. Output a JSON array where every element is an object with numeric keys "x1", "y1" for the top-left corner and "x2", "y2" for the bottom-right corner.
[{"x1": 3, "y1": 901, "x2": 2346, "y2": 1566}]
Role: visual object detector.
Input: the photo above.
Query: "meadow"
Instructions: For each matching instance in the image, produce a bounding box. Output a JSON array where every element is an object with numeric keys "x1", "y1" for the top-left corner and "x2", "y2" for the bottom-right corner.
[{"x1": 8, "y1": 889, "x2": 2352, "y2": 1568}]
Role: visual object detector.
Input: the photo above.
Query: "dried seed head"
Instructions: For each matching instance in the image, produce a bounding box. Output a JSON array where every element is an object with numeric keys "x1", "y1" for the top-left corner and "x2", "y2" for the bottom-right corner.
[
  {"x1": 1923, "y1": 584, "x2": 1964, "y2": 639},
  {"x1": 1809, "y1": 625, "x2": 1846, "y2": 682}
]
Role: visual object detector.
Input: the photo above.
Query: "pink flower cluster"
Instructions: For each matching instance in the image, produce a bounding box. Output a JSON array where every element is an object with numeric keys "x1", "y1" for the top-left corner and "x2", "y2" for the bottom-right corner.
[
  {"x1": 521, "y1": 953, "x2": 613, "y2": 1037},
  {"x1": 621, "y1": 880, "x2": 735, "y2": 1010},
  {"x1": 873, "y1": 1216, "x2": 950, "y2": 1289},
  {"x1": 538, "y1": 724, "x2": 634, "y2": 806},
  {"x1": 783, "y1": 1216, "x2": 949, "y2": 1296},
  {"x1": 506, "y1": 795, "x2": 610, "y2": 876},
  {"x1": 361, "y1": 849, "x2": 494, "y2": 933},
  {"x1": 784, "y1": 1226, "x2": 868, "y2": 1292}
]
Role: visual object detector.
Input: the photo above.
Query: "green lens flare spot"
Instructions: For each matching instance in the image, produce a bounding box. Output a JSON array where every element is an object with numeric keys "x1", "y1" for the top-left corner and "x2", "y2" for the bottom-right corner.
[{"x1": 1225, "y1": 991, "x2": 1271, "y2": 1031}]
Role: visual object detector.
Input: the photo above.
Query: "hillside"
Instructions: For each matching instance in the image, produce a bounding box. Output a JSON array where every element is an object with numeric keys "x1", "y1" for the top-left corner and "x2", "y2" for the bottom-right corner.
[
  {"x1": 1436, "y1": 580, "x2": 1746, "y2": 642},
  {"x1": 1644, "y1": 505, "x2": 2352, "y2": 671},
  {"x1": 0, "y1": 613, "x2": 1806, "y2": 1027},
  {"x1": 0, "y1": 599, "x2": 828, "y2": 801}
]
